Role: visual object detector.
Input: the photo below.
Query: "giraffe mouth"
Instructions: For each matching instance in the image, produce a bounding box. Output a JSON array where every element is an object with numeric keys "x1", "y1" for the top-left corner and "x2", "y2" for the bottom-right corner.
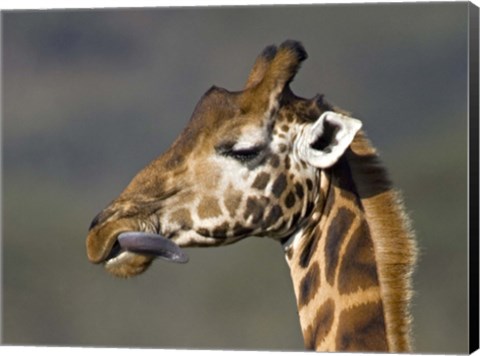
[
  {"x1": 100, "y1": 231, "x2": 189, "y2": 277},
  {"x1": 116, "y1": 231, "x2": 189, "y2": 263}
]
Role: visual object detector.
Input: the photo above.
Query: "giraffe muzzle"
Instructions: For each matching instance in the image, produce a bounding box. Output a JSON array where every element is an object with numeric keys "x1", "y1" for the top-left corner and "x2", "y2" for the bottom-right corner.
[{"x1": 117, "y1": 231, "x2": 189, "y2": 263}]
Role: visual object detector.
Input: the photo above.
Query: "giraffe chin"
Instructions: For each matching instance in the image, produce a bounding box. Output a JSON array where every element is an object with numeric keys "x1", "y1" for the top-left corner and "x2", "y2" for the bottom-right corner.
[{"x1": 104, "y1": 250, "x2": 155, "y2": 278}]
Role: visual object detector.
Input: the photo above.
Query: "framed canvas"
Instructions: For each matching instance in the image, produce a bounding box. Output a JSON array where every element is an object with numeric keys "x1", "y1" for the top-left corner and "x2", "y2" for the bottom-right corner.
[{"x1": 1, "y1": 1, "x2": 479, "y2": 354}]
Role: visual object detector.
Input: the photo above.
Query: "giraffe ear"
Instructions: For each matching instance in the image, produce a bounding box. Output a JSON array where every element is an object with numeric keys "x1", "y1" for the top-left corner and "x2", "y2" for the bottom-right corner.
[{"x1": 295, "y1": 111, "x2": 362, "y2": 168}]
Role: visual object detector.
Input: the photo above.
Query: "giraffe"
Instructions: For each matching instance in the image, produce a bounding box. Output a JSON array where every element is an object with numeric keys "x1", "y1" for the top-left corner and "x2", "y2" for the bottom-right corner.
[{"x1": 86, "y1": 40, "x2": 417, "y2": 352}]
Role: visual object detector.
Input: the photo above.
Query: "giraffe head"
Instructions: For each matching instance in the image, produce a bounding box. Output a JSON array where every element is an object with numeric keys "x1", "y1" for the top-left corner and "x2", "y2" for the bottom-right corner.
[{"x1": 86, "y1": 40, "x2": 362, "y2": 278}]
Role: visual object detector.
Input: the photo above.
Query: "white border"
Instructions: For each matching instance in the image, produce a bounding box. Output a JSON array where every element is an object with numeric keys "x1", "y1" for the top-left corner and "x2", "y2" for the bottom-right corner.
[
  {"x1": 0, "y1": 346, "x2": 356, "y2": 356},
  {"x1": 0, "y1": 1, "x2": 477, "y2": 356},
  {"x1": 0, "y1": 0, "x2": 477, "y2": 11}
]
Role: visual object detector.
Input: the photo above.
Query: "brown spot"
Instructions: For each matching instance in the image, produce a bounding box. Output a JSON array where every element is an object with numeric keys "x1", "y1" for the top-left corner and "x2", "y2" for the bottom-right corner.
[
  {"x1": 224, "y1": 188, "x2": 243, "y2": 218},
  {"x1": 305, "y1": 201, "x2": 315, "y2": 217},
  {"x1": 197, "y1": 228, "x2": 211, "y2": 237},
  {"x1": 322, "y1": 184, "x2": 335, "y2": 216},
  {"x1": 299, "y1": 262, "x2": 320, "y2": 308},
  {"x1": 278, "y1": 143, "x2": 287, "y2": 153},
  {"x1": 285, "y1": 191, "x2": 296, "y2": 208},
  {"x1": 197, "y1": 196, "x2": 222, "y2": 219},
  {"x1": 271, "y1": 173, "x2": 287, "y2": 198},
  {"x1": 212, "y1": 222, "x2": 230, "y2": 238},
  {"x1": 299, "y1": 227, "x2": 321, "y2": 268},
  {"x1": 170, "y1": 208, "x2": 193, "y2": 228},
  {"x1": 294, "y1": 182, "x2": 304, "y2": 199},
  {"x1": 291, "y1": 211, "x2": 302, "y2": 228},
  {"x1": 244, "y1": 197, "x2": 266, "y2": 224},
  {"x1": 306, "y1": 178, "x2": 313, "y2": 191},
  {"x1": 324, "y1": 207, "x2": 355, "y2": 285},
  {"x1": 286, "y1": 247, "x2": 293, "y2": 260},
  {"x1": 335, "y1": 301, "x2": 388, "y2": 351},
  {"x1": 202, "y1": 167, "x2": 221, "y2": 190},
  {"x1": 251, "y1": 172, "x2": 270, "y2": 190},
  {"x1": 285, "y1": 156, "x2": 291, "y2": 169},
  {"x1": 281, "y1": 124, "x2": 289, "y2": 132},
  {"x1": 270, "y1": 154, "x2": 280, "y2": 168},
  {"x1": 232, "y1": 223, "x2": 254, "y2": 237},
  {"x1": 262, "y1": 204, "x2": 283, "y2": 228},
  {"x1": 304, "y1": 299, "x2": 335, "y2": 350},
  {"x1": 338, "y1": 220, "x2": 379, "y2": 294}
]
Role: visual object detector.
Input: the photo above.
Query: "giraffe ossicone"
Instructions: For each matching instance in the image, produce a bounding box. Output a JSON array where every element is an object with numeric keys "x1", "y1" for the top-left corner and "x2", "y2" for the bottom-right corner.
[{"x1": 86, "y1": 40, "x2": 417, "y2": 353}]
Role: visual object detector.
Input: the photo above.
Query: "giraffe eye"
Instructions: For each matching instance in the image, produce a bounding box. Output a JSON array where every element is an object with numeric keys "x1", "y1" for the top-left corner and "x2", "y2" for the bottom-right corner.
[
  {"x1": 216, "y1": 143, "x2": 265, "y2": 163},
  {"x1": 228, "y1": 148, "x2": 262, "y2": 162}
]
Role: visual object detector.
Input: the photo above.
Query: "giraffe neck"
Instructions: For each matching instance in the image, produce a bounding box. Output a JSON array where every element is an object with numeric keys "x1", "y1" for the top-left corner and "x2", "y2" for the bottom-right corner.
[{"x1": 283, "y1": 131, "x2": 416, "y2": 352}]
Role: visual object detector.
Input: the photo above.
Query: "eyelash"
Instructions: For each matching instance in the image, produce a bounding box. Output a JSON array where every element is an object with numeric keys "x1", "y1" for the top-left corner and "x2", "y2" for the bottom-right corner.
[
  {"x1": 216, "y1": 144, "x2": 264, "y2": 163},
  {"x1": 227, "y1": 148, "x2": 262, "y2": 162}
]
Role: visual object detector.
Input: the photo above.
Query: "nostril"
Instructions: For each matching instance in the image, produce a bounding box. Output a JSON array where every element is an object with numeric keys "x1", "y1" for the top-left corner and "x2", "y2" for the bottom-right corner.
[
  {"x1": 89, "y1": 214, "x2": 101, "y2": 230},
  {"x1": 89, "y1": 209, "x2": 111, "y2": 231}
]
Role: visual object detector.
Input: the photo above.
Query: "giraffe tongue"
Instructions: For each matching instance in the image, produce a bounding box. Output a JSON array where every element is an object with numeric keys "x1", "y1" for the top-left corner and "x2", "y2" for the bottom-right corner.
[{"x1": 117, "y1": 232, "x2": 189, "y2": 263}]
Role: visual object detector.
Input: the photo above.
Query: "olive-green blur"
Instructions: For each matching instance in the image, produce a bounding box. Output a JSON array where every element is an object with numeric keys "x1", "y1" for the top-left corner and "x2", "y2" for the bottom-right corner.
[{"x1": 2, "y1": 3, "x2": 470, "y2": 353}]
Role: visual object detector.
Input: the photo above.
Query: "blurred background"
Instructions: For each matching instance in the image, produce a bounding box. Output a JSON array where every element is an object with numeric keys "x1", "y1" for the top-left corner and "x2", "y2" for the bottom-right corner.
[{"x1": 2, "y1": 3, "x2": 470, "y2": 353}]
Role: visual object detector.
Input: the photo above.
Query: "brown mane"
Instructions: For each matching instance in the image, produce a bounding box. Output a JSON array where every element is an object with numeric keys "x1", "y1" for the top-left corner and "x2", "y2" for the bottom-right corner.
[{"x1": 347, "y1": 130, "x2": 418, "y2": 351}]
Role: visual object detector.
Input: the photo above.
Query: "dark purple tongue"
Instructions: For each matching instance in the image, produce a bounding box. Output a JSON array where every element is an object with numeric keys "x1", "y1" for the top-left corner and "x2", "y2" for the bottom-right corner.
[{"x1": 117, "y1": 232, "x2": 189, "y2": 263}]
